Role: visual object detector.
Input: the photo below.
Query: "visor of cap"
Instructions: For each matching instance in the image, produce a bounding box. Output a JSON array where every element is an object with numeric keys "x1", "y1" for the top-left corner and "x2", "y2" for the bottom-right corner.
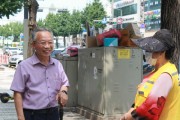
[{"x1": 132, "y1": 37, "x2": 168, "y2": 52}]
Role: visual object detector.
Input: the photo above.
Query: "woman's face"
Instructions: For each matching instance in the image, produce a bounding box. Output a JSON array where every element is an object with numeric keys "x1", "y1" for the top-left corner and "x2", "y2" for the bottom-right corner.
[
  {"x1": 145, "y1": 51, "x2": 165, "y2": 66},
  {"x1": 152, "y1": 52, "x2": 165, "y2": 59}
]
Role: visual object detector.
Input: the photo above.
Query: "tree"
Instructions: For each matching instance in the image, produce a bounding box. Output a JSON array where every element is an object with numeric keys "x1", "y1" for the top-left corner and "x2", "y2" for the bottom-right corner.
[
  {"x1": 70, "y1": 10, "x2": 83, "y2": 35},
  {"x1": 0, "y1": 25, "x2": 9, "y2": 38},
  {"x1": 0, "y1": 0, "x2": 24, "y2": 18},
  {"x1": 45, "y1": 13, "x2": 60, "y2": 48},
  {"x1": 0, "y1": 25, "x2": 9, "y2": 46},
  {"x1": 70, "y1": 10, "x2": 83, "y2": 43},
  {"x1": 56, "y1": 12, "x2": 71, "y2": 46},
  {"x1": 0, "y1": 22, "x2": 23, "y2": 42},
  {"x1": 82, "y1": 0, "x2": 107, "y2": 31},
  {"x1": 0, "y1": 22, "x2": 23, "y2": 47},
  {"x1": 161, "y1": 0, "x2": 180, "y2": 67},
  {"x1": 45, "y1": 12, "x2": 71, "y2": 47},
  {"x1": 37, "y1": 19, "x2": 45, "y2": 28},
  {"x1": 8, "y1": 22, "x2": 23, "y2": 42}
]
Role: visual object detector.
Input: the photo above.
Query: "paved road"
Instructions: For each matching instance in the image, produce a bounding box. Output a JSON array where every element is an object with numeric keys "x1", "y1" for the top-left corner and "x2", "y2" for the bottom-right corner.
[{"x1": 0, "y1": 65, "x2": 88, "y2": 120}]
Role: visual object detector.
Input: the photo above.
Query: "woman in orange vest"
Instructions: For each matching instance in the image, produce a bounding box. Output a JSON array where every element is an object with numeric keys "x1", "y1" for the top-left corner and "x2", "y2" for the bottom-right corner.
[{"x1": 120, "y1": 29, "x2": 180, "y2": 120}]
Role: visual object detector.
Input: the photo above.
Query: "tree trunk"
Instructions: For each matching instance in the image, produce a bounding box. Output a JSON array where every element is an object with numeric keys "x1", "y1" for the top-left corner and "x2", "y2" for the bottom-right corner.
[
  {"x1": 161, "y1": 0, "x2": 180, "y2": 68},
  {"x1": 56, "y1": 37, "x2": 59, "y2": 48},
  {"x1": 63, "y1": 36, "x2": 66, "y2": 46},
  {"x1": 27, "y1": 0, "x2": 39, "y2": 57}
]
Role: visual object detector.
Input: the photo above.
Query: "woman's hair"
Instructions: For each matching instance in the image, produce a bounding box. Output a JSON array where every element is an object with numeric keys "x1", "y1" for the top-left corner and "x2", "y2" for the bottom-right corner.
[
  {"x1": 165, "y1": 47, "x2": 174, "y2": 60},
  {"x1": 165, "y1": 41, "x2": 176, "y2": 64},
  {"x1": 31, "y1": 28, "x2": 54, "y2": 41}
]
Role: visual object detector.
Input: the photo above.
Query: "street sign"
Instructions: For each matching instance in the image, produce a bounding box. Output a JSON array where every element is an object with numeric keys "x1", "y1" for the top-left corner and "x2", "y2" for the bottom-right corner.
[
  {"x1": 117, "y1": 18, "x2": 123, "y2": 24},
  {"x1": 20, "y1": 33, "x2": 24, "y2": 39},
  {"x1": 101, "y1": 17, "x2": 107, "y2": 24}
]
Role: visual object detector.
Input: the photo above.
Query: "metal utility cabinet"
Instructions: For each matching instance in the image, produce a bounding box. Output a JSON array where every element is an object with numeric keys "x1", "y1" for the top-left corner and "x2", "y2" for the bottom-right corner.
[
  {"x1": 78, "y1": 47, "x2": 142, "y2": 116},
  {"x1": 59, "y1": 56, "x2": 78, "y2": 107}
]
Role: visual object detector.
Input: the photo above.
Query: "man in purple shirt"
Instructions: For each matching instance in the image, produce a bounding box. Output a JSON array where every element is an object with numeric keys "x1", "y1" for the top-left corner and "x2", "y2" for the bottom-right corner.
[{"x1": 10, "y1": 28, "x2": 70, "y2": 120}]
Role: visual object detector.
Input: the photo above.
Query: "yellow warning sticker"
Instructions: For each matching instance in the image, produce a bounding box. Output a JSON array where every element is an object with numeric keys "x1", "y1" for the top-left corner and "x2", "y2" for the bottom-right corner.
[{"x1": 118, "y1": 49, "x2": 131, "y2": 59}]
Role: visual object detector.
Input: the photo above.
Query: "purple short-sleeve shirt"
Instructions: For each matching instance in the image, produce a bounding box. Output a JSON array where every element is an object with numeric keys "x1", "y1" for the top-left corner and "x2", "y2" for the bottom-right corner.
[{"x1": 10, "y1": 54, "x2": 69, "y2": 109}]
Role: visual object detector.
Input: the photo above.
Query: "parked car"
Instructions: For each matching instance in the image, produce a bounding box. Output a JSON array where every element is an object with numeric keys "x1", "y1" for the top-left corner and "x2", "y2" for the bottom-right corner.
[
  {"x1": 8, "y1": 52, "x2": 23, "y2": 68},
  {"x1": 50, "y1": 46, "x2": 65, "y2": 58},
  {"x1": 2, "y1": 46, "x2": 9, "y2": 55},
  {"x1": 5, "y1": 47, "x2": 22, "y2": 56},
  {"x1": 60, "y1": 45, "x2": 82, "y2": 57},
  {"x1": 51, "y1": 49, "x2": 62, "y2": 58}
]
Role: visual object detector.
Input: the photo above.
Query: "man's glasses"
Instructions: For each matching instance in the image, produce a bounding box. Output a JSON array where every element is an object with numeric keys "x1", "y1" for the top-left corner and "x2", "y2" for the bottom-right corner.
[{"x1": 35, "y1": 41, "x2": 54, "y2": 46}]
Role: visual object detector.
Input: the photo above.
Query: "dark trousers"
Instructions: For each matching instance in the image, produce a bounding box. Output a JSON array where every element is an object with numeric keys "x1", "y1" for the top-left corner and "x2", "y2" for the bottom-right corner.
[
  {"x1": 23, "y1": 107, "x2": 60, "y2": 120},
  {"x1": 59, "y1": 106, "x2": 64, "y2": 120}
]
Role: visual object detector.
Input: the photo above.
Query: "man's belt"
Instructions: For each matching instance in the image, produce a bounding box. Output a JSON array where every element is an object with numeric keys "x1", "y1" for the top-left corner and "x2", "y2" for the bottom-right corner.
[{"x1": 23, "y1": 106, "x2": 58, "y2": 114}]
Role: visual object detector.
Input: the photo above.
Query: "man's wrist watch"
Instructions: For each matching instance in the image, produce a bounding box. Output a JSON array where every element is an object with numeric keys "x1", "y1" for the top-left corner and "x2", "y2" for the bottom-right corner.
[{"x1": 61, "y1": 90, "x2": 68, "y2": 95}]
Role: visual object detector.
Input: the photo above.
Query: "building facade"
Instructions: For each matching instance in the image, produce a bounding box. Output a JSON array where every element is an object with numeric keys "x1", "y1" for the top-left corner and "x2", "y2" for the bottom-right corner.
[
  {"x1": 112, "y1": 0, "x2": 161, "y2": 37},
  {"x1": 113, "y1": 0, "x2": 142, "y2": 28},
  {"x1": 144, "y1": 0, "x2": 161, "y2": 31}
]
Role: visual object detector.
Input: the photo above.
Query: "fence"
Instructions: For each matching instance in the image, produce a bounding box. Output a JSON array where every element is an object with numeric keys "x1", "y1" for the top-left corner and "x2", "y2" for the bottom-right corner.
[{"x1": 0, "y1": 55, "x2": 9, "y2": 65}]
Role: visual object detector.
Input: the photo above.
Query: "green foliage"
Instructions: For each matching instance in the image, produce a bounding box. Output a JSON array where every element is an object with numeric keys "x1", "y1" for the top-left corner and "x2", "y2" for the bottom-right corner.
[
  {"x1": 56, "y1": 12, "x2": 71, "y2": 37},
  {"x1": 70, "y1": 10, "x2": 83, "y2": 35},
  {"x1": 44, "y1": 0, "x2": 106, "y2": 37},
  {"x1": 37, "y1": 19, "x2": 46, "y2": 28},
  {"x1": 44, "y1": 12, "x2": 71, "y2": 46},
  {"x1": 0, "y1": 22, "x2": 23, "y2": 42},
  {"x1": 35, "y1": 0, "x2": 106, "y2": 47},
  {"x1": 0, "y1": 0, "x2": 24, "y2": 18},
  {"x1": 82, "y1": 0, "x2": 107, "y2": 30},
  {"x1": 0, "y1": 26, "x2": 9, "y2": 38},
  {"x1": 45, "y1": 12, "x2": 71, "y2": 37},
  {"x1": 44, "y1": 13, "x2": 57, "y2": 33}
]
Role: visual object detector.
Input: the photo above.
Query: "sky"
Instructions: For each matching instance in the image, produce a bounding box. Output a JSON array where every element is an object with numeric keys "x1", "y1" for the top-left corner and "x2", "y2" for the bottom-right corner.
[{"x1": 0, "y1": 0, "x2": 111, "y2": 25}]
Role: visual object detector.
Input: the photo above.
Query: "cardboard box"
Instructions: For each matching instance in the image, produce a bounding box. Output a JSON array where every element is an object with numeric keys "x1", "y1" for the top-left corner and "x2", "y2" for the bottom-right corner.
[
  {"x1": 86, "y1": 36, "x2": 97, "y2": 48},
  {"x1": 104, "y1": 38, "x2": 118, "y2": 47},
  {"x1": 125, "y1": 23, "x2": 141, "y2": 39},
  {"x1": 119, "y1": 29, "x2": 138, "y2": 47}
]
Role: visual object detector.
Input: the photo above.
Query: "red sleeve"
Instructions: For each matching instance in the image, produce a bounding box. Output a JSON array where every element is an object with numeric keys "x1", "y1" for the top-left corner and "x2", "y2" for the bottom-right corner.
[{"x1": 131, "y1": 73, "x2": 172, "y2": 120}]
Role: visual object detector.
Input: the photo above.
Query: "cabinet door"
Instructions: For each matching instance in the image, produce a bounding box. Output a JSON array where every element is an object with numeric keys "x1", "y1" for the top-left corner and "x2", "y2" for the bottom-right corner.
[{"x1": 104, "y1": 47, "x2": 142, "y2": 115}]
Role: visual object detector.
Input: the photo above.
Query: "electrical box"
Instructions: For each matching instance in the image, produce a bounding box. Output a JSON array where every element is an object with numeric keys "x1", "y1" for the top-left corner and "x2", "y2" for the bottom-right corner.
[
  {"x1": 59, "y1": 56, "x2": 78, "y2": 107},
  {"x1": 78, "y1": 47, "x2": 143, "y2": 115}
]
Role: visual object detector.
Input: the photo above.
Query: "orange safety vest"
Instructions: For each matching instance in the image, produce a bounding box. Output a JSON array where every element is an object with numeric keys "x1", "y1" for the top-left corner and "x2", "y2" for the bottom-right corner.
[{"x1": 134, "y1": 62, "x2": 180, "y2": 120}]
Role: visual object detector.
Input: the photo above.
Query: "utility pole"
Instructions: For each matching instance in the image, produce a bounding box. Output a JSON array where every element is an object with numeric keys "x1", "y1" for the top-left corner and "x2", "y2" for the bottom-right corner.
[
  {"x1": 23, "y1": 2, "x2": 29, "y2": 59},
  {"x1": 111, "y1": 0, "x2": 114, "y2": 18}
]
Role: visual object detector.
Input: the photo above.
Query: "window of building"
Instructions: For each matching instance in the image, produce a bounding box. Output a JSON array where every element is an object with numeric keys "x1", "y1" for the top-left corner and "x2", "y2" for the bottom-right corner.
[
  {"x1": 37, "y1": 9, "x2": 43, "y2": 12},
  {"x1": 58, "y1": 9, "x2": 68, "y2": 13},
  {"x1": 114, "y1": 8, "x2": 121, "y2": 17},
  {"x1": 155, "y1": 1, "x2": 158, "y2": 5},
  {"x1": 145, "y1": 17, "x2": 161, "y2": 31},
  {"x1": 150, "y1": 2, "x2": 153, "y2": 6},
  {"x1": 114, "y1": 0, "x2": 121, "y2": 2},
  {"x1": 145, "y1": 3, "x2": 148, "y2": 7},
  {"x1": 122, "y1": 4, "x2": 137, "y2": 16},
  {"x1": 49, "y1": 8, "x2": 56, "y2": 12},
  {"x1": 114, "y1": 4, "x2": 137, "y2": 17}
]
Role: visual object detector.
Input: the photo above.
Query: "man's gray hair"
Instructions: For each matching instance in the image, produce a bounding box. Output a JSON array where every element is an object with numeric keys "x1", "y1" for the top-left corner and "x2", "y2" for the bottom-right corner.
[{"x1": 31, "y1": 28, "x2": 54, "y2": 41}]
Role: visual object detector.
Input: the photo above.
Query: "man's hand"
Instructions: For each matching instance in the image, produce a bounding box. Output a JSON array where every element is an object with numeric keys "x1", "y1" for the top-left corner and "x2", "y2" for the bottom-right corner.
[{"x1": 56, "y1": 90, "x2": 68, "y2": 106}]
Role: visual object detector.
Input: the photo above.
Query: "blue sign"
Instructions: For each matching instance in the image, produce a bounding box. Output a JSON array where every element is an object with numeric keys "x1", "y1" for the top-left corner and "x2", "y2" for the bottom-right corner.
[
  {"x1": 20, "y1": 33, "x2": 24, "y2": 39},
  {"x1": 101, "y1": 17, "x2": 107, "y2": 24}
]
